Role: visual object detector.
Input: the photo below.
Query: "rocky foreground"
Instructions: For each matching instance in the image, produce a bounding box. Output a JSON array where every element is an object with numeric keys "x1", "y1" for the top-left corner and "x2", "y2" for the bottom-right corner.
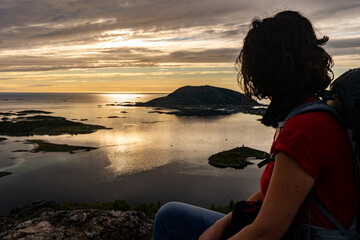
[{"x1": 0, "y1": 201, "x2": 153, "y2": 240}]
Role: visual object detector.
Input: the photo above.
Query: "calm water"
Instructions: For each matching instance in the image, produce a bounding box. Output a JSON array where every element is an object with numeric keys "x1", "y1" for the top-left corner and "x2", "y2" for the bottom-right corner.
[{"x1": 0, "y1": 93, "x2": 274, "y2": 214}]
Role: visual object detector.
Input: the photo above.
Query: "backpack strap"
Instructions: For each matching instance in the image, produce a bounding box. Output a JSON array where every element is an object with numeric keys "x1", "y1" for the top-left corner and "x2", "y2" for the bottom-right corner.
[
  {"x1": 262, "y1": 100, "x2": 360, "y2": 235},
  {"x1": 284, "y1": 100, "x2": 342, "y2": 125},
  {"x1": 307, "y1": 194, "x2": 349, "y2": 237},
  {"x1": 257, "y1": 153, "x2": 275, "y2": 168},
  {"x1": 257, "y1": 100, "x2": 340, "y2": 169}
]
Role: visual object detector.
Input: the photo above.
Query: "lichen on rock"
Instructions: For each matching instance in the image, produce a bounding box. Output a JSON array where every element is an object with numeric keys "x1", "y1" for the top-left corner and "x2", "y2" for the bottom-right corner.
[{"x1": 1, "y1": 209, "x2": 153, "y2": 240}]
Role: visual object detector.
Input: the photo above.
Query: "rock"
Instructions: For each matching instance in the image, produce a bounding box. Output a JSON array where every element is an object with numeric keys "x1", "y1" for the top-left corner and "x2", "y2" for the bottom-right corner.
[
  {"x1": 1, "y1": 210, "x2": 153, "y2": 240},
  {"x1": 0, "y1": 216, "x2": 17, "y2": 233}
]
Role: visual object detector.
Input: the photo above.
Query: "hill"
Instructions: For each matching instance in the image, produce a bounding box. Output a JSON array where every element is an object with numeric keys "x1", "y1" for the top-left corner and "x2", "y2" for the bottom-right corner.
[
  {"x1": 120, "y1": 85, "x2": 266, "y2": 116},
  {"x1": 143, "y1": 85, "x2": 257, "y2": 107}
]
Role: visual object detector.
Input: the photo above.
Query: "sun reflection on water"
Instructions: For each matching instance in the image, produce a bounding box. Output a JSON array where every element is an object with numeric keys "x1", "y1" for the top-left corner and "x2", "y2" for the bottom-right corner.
[
  {"x1": 94, "y1": 126, "x2": 174, "y2": 178},
  {"x1": 104, "y1": 145, "x2": 172, "y2": 179},
  {"x1": 101, "y1": 93, "x2": 144, "y2": 103}
]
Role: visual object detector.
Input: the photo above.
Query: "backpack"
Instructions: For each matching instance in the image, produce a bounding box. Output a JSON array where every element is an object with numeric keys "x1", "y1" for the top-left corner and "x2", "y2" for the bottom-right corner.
[{"x1": 259, "y1": 68, "x2": 360, "y2": 239}]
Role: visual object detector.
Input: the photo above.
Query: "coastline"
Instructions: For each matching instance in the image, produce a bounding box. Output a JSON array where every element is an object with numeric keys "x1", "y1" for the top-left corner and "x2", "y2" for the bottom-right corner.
[{"x1": 0, "y1": 92, "x2": 272, "y2": 217}]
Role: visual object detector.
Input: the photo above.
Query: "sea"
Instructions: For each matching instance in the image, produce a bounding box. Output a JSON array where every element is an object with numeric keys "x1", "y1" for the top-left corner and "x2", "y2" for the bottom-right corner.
[{"x1": 0, "y1": 92, "x2": 274, "y2": 215}]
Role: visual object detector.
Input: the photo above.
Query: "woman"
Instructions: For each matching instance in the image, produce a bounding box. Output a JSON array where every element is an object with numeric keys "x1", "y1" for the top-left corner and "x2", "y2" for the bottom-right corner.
[{"x1": 153, "y1": 10, "x2": 359, "y2": 240}]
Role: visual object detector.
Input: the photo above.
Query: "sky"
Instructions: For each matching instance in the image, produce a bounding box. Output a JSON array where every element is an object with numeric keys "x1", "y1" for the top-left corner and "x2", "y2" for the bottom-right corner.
[{"x1": 0, "y1": 0, "x2": 359, "y2": 93}]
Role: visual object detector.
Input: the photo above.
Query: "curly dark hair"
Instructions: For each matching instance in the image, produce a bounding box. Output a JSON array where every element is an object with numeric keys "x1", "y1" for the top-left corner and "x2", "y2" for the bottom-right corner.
[{"x1": 236, "y1": 10, "x2": 334, "y2": 99}]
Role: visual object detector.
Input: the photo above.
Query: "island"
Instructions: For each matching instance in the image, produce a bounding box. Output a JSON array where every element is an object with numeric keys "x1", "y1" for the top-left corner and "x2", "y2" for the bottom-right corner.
[
  {"x1": 0, "y1": 112, "x2": 14, "y2": 116},
  {"x1": 25, "y1": 140, "x2": 97, "y2": 153},
  {"x1": 0, "y1": 115, "x2": 109, "y2": 136},
  {"x1": 0, "y1": 172, "x2": 12, "y2": 178},
  {"x1": 209, "y1": 146, "x2": 267, "y2": 169},
  {"x1": 17, "y1": 110, "x2": 53, "y2": 115},
  {"x1": 0, "y1": 110, "x2": 52, "y2": 117},
  {"x1": 121, "y1": 85, "x2": 267, "y2": 116},
  {"x1": 0, "y1": 112, "x2": 108, "y2": 178}
]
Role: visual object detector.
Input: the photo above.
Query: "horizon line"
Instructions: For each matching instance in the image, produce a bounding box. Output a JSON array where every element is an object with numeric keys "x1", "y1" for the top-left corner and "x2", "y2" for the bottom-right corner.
[{"x1": 0, "y1": 91, "x2": 171, "y2": 94}]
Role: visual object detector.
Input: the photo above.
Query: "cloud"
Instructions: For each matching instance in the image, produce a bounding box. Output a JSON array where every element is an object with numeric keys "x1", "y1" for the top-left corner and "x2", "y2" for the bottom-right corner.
[
  {"x1": 327, "y1": 37, "x2": 360, "y2": 49},
  {"x1": 0, "y1": 46, "x2": 240, "y2": 73},
  {"x1": 0, "y1": 0, "x2": 359, "y2": 76},
  {"x1": 143, "y1": 48, "x2": 239, "y2": 64},
  {"x1": 324, "y1": 37, "x2": 360, "y2": 58},
  {"x1": 0, "y1": 0, "x2": 250, "y2": 47}
]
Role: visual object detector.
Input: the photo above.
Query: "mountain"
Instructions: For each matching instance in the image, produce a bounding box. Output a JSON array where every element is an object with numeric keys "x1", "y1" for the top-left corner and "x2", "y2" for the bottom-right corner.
[
  {"x1": 126, "y1": 85, "x2": 266, "y2": 116},
  {"x1": 143, "y1": 85, "x2": 257, "y2": 107}
]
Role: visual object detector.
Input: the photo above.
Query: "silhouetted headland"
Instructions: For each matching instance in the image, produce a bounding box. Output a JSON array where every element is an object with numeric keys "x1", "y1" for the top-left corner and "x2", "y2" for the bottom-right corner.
[{"x1": 122, "y1": 85, "x2": 267, "y2": 116}]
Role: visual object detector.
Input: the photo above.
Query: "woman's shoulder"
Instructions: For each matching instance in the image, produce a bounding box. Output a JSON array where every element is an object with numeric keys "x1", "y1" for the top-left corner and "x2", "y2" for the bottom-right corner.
[
  {"x1": 278, "y1": 110, "x2": 347, "y2": 162},
  {"x1": 283, "y1": 111, "x2": 340, "y2": 136}
]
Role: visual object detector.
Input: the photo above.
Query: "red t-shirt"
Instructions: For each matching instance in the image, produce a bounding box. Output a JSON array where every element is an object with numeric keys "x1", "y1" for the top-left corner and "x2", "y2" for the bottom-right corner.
[{"x1": 260, "y1": 99, "x2": 358, "y2": 229}]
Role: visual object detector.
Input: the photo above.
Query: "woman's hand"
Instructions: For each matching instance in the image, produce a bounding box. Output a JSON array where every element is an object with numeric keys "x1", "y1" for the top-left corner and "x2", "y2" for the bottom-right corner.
[
  {"x1": 199, "y1": 212, "x2": 232, "y2": 240},
  {"x1": 229, "y1": 152, "x2": 315, "y2": 240},
  {"x1": 199, "y1": 190, "x2": 261, "y2": 240}
]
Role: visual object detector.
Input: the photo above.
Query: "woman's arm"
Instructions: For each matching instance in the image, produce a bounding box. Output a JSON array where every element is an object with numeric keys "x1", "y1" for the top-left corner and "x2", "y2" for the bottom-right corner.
[
  {"x1": 198, "y1": 212, "x2": 232, "y2": 240},
  {"x1": 229, "y1": 152, "x2": 315, "y2": 240},
  {"x1": 247, "y1": 190, "x2": 262, "y2": 201},
  {"x1": 198, "y1": 190, "x2": 261, "y2": 240}
]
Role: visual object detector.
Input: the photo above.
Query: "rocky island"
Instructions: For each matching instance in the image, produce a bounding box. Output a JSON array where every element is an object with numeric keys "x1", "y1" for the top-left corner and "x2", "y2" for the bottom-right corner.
[
  {"x1": 0, "y1": 114, "x2": 108, "y2": 136},
  {"x1": 23, "y1": 140, "x2": 97, "y2": 154},
  {"x1": 122, "y1": 85, "x2": 267, "y2": 116},
  {"x1": 209, "y1": 146, "x2": 267, "y2": 169},
  {"x1": 0, "y1": 172, "x2": 12, "y2": 178}
]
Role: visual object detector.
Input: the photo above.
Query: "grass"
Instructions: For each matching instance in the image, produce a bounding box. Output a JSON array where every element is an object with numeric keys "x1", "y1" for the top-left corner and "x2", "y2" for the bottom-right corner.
[
  {"x1": 58, "y1": 200, "x2": 162, "y2": 219},
  {"x1": 210, "y1": 199, "x2": 237, "y2": 214},
  {"x1": 10, "y1": 200, "x2": 162, "y2": 220},
  {"x1": 26, "y1": 139, "x2": 97, "y2": 153}
]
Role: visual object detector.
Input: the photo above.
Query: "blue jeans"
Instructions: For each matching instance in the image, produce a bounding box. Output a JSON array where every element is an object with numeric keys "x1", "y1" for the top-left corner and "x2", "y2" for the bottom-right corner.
[{"x1": 153, "y1": 202, "x2": 226, "y2": 240}]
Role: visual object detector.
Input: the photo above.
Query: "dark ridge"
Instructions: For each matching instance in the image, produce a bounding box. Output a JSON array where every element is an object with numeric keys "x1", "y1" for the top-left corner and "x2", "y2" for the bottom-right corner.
[{"x1": 143, "y1": 85, "x2": 257, "y2": 107}]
